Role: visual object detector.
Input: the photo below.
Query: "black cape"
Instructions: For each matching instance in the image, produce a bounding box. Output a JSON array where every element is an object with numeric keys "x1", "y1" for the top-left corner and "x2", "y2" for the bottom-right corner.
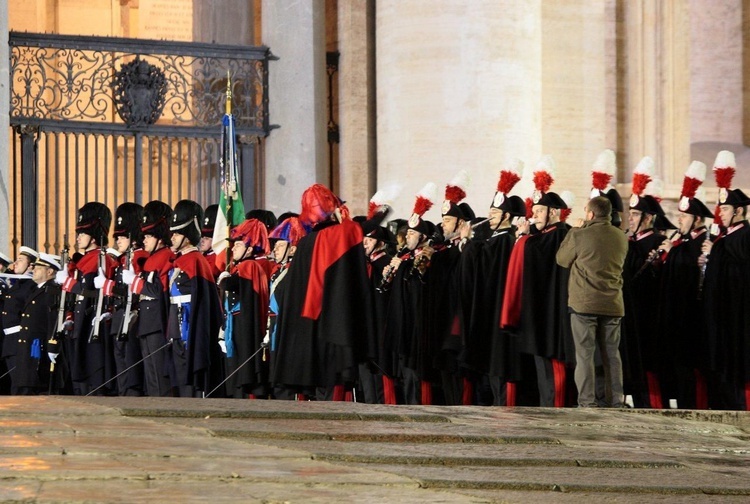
[{"x1": 273, "y1": 219, "x2": 373, "y2": 388}]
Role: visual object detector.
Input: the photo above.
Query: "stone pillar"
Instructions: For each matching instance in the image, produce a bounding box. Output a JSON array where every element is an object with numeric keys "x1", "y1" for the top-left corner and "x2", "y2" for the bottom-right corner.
[
  {"x1": 337, "y1": 0, "x2": 375, "y2": 215},
  {"x1": 0, "y1": 0, "x2": 9, "y2": 253},
  {"x1": 540, "y1": 1, "x2": 610, "y2": 213},
  {"x1": 621, "y1": 0, "x2": 690, "y2": 196},
  {"x1": 262, "y1": 0, "x2": 327, "y2": 215},
  {"x1": 376, "y1": 0, "x2": 544, "y2": 220}
]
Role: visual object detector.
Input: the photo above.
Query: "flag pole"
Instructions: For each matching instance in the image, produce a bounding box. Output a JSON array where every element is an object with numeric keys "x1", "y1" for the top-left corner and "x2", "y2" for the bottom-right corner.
[{"x1": 225, "y1": 71, "x2": 232, "y2": 272}]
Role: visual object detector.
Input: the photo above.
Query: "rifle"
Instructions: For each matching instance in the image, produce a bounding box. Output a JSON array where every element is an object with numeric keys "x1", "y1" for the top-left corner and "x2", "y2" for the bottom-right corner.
[
  {"x1": 89, "y1": 247, "x2": 107, "y2": 343},
  {"x1": 116, "y1": 244, "x2": 134, "y2": 342},
  {"x1": 48, "y1": 236, "x2": 70, "y2": 393},
  {"x1": 53, "y1": 236, "x2": 70, "y2": 338}
]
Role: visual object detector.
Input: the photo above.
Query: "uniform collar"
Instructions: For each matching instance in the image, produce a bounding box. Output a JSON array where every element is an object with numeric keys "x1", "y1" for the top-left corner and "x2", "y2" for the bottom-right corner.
[{"x1": 689, "y1": 226, "x2": 707, "y2": 240}]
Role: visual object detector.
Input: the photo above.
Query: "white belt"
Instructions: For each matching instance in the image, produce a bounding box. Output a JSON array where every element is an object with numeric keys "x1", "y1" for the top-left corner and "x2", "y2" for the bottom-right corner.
[
  {"x1": 170, "y1": 294, "x2": 191, "y2": 305},
  {"x1": 3, "y1": 325, "x2": 20, "y2": 335},
  {"x1": 140, "y1": 295, "x2": 155, "y2": 301}
]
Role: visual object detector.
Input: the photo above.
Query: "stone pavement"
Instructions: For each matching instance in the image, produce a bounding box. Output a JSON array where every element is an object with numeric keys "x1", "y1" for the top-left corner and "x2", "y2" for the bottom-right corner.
[{"x1": 1, "y1": 397, "x2": 749, "y2": 503}]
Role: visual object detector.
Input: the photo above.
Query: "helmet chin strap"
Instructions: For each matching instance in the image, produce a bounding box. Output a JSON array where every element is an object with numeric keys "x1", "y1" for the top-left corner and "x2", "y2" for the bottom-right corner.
[{"x1": 174, "y1": 235, "x2": 186, "y2": 252}]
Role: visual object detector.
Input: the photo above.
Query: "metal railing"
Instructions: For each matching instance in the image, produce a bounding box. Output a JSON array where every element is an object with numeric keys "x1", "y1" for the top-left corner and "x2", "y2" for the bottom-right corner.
[{"x1": 8, "y1": 32, "x2": 271, "y2": 255}]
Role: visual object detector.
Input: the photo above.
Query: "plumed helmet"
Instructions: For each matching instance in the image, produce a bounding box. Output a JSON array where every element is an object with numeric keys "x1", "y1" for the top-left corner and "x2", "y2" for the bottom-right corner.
[
  {"x1": 498, "y1": 195, "x2": 527, "y2": 217},
  {"x1": 202, "y1": 204, "x2": 218, "y2": 237},
  {"x1": 300, "y1": 184, "x2": 344, "y2": 225},
  {"x1": 170, "y1": 200, "x2": 203, "y2": 246},
  {"x1": 720, "y1": 188, "x2": 750, "y2": 208},
  {"x1": 114, "y1": 202, "x2": 144, "y2": 244},
  {"x1": 360, "y1": 205, "x2": 392, "y2": 243},
  {"x1": 442, "y1": 170, "x2": 470, "y2": 218},
  {"x1": 533, "y1": 191, "x2": 567, "y2": 210},
  {"x1": 141, "y1": 200, "x2": 173, "y2": 243},
  {"x1": 230, "y1": 218, "x2": 270, "y2": 255},
  {"x1": 269, "y1": 216, "x2": 312, "y2": 247},
  {"x1": 75, "y1": 202, "x2": 111, "y2": 246}
]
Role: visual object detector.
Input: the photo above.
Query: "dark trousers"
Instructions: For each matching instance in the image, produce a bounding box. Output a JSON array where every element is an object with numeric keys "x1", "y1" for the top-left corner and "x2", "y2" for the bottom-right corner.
[{"x1": 139, "y1": 333, "x2": 171, "y2": 397}]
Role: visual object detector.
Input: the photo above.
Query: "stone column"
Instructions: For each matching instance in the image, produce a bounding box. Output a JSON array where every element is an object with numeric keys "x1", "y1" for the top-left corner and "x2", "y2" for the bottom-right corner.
[
  {"x1": 337, "y1": 0, "x2": 375, "y2": 215},
  {"x1": 376, "y1": 0, "x2": 544, "y2": 220},
  {"x1": 622, "y1": 0, "x2": 690, "y2": 196},
  {"x1": 540, "y1": 1, "x2": 610, "y2": 212},
  {"x1": 0, "y1": 0, "x2": 9, "y2": 252},
  {"x1": 262, "y1": 0, "x2": 327, "y2": 215}
]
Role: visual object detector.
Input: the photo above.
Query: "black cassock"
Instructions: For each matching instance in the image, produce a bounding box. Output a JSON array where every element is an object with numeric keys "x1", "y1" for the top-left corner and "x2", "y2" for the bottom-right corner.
[
  {"x1": 273, "y1": 219, "x2": 372, "y2": 389},
  {"x1": 166, "y1": 250, "x2": 223, "y2": 393},
  {"x1": 222, "y1": 258, "x2": 269, "y2": 397},
  {"x1": 508, "y1": 223, "x2": 574, "y2": 364},
  {"x1": 658, "y1": 228, "x2": 708, "y2": 408},
  {"x1": 367, "y1": 251, "x2": 394, "y2": 376},
  {"x1": 703, "y1": 221, "x2": 750, "y2": 409},
  {"x1": 459, "y1": 228, "x2": 521, "y2": 380},
  {"x1": 425, "y1": 244, "x2": 462, "y2": 386},
  {"x1": 621, "y1": 230, "x2": 663, "y2": 399}
]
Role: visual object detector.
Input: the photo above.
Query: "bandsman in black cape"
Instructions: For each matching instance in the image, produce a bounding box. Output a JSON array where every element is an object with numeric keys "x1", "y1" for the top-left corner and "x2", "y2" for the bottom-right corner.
[
  {"x1": 272, "y1": 184, "x2": 373, "y2": 401},
  {"x1": 657, "y1": 161, "x2": 714, "y2": 409},
  {"x1": 621, "y1": 157, "x2": 667, "y2": 408},
  {"x1": 217, "y1": 218, "x2": 271, "y2": 398},
  {"x1": 459, "y1": 161, "x2": 527, "y2": 405},
  {"x1": 1, "y1": 246, "x2": 38, "y2": 394},
  {"x1": 501, "y1": 156, "x2": 574, "y2": 407},
  {"x1": 358, "y1": 200, "x2": 393, "y2": 404},
  {"x1": 383, "y1": 183, "x2": 439, "y2": 405},
  {"x1": 165, "y1": 200, "x2": 223, "y2": 397},
  {"x1": 55, "y1": 203, "x2": 118, "y2": 395},
  {"x1": 430, "y1": 171, "x2": 475, "y2": 406},
  {"x1": 701, "y1": 150, "x2": 750, "y2": 411},
  {"x1": 267, "y1": 215, "x2": 309, "y2": 400},
  {"x1": 14, "y1": 253, "x2": 62, "y2": 394}
]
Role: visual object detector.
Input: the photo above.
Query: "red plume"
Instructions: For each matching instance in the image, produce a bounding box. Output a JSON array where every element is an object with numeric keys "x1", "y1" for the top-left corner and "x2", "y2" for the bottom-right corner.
[
  {"x1": 524, "y1": 197, "x2": 534, "y2": 219},
  {"x1": 631, "y1": 173, "x2": 651, "y2": 196},
  {"x1": 713, "y1": 167, "x2": 735, "y2": 189},
  {"x1": 367, "y1": 201, "x2": 378, "y2": 219},
  {"x1": 533, "y1": 171, "x2": 554, "y2": 193},
  {"x1": 497, "y1": 170, "x2": 521, "y2": 194},
  {"x1": 591, "y1": 172, "x2": 612, "y2": 191},
  {"x1": 444, "y1": 185, "x2": 466, "y2": 204},
  {"x1": 413, "y1": 196, "x2": 433, "y2": 216},
  {"x1": 560, "y1": 208, "x2": 572, "y2": 222},
  {"x1": 681, "y1": 177, "x2": 702, "y2": 200}
]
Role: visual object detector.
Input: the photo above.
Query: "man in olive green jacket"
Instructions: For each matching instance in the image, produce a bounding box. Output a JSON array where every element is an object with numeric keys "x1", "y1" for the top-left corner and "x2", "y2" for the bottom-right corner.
[{"x1": 556, "y1": 196, "x2": 628, "y2": 407}]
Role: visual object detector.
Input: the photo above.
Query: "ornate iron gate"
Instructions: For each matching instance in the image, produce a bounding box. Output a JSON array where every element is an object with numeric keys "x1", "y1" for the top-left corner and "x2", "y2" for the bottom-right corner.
[{"x1": 8, "y1": 32, "x2": 271, "y2": 255}]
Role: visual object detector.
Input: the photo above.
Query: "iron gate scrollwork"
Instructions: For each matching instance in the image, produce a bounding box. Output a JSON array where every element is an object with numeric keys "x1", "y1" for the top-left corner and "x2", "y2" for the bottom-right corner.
[{"x1": 8, "y1": 32, "x2": 271, "y2": 255}]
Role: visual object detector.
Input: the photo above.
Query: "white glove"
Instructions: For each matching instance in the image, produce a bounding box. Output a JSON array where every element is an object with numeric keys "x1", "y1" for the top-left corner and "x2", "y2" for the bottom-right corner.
[
  {"x1": 218, "y1": 340, "x2": 227, "y2": 354},
  {"x1": 55, "y1": 270, "x2": 68, "y2": 285},
  {"x1": 262, "y1": 333, "x2": 270, "y2": 346},
  {"x1": 93, "y1": 269, "x2": 106, "y2": 289},
  {"x1": 121, "y1": 267, "x2": 136, "y2": 286},
  {"x1": 48, "y1": 352, "x2": 58, "y2": 364},
  {"x1": 91, "y1": 312, "x2": 112, "y2": 326},
  {"x1": 217, "y1": 271, "x2": 231, "y2": 284}
]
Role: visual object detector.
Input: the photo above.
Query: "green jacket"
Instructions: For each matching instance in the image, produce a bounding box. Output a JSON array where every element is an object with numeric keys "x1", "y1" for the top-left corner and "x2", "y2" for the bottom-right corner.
[{"x1": 555, "y1": 217, "x2": 628, "y2": 317}]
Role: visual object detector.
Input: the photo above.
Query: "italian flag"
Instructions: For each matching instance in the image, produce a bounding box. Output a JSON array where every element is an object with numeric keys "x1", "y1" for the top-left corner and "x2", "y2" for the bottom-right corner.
[{"x1": 211, "y1": 109, "x2": 245, "y2": 256}]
